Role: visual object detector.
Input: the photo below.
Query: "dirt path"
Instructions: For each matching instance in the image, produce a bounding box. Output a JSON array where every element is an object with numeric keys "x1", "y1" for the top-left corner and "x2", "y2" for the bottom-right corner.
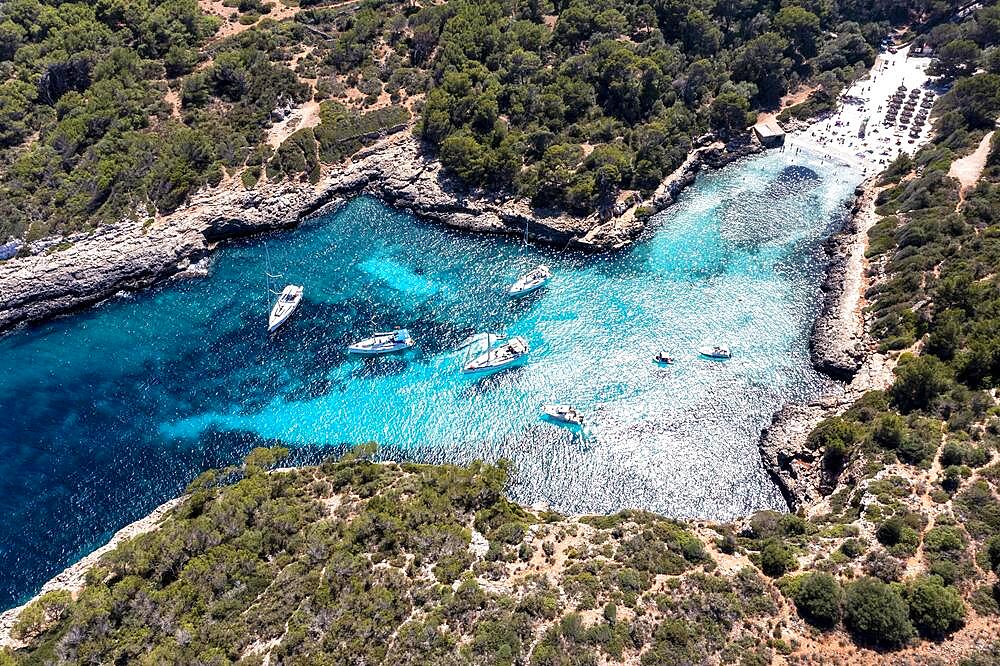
[
  {"x1": 949, "y1": 130, "x2": 994, "y2": 207},
  {"x1": 265, "y1": 99, "x2": 323, "y2": 149},
  {"x1": 199, "y1": 0, "x2": 303, "y2": 44},
  {"x1": 756, "y1": 84, "x2": 820, "y2": 124}
]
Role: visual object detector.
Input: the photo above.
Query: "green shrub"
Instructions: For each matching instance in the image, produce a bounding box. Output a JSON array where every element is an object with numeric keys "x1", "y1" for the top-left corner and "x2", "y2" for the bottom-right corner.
[
  {"x1": 843, "y1": 577, "x2": 913, "y2": 648},
  {"x1": 891, "y1": 355, "x2": 952, "y2": 413},
  {"x1": 986, "y1": 535, "x2": 1000, "y2": 574},
  {"x1": 760, "y1": 539, "x2": 796, "y2": 578},
  {"x1": 969, "y1": 584, "x2": 1000, "y2": 616},
  {"x1": 11, "y1": 590, "x2": 72, "y2": 641},
  {"x1": 942, "y1": 465, "x2": 963, "y2": 491},
  {"x1": 871, "y1": 413, "x2": 907, "y2": 449},
  {"x1": 241, "y1": 166, "x2": 261, "y2": 189},
  {"x1": 924, "y1": 525, "x2": 967, "y2": 554},
  {"x1": 838, "y1": 538, "x2": 865, "y2": 559},
  {"x1": 808, "y1": 418, "x2": 863, "y2": 472},
  {"x1": 876, "y1": 517, "x2": 904, "y2": 546},
  {"x1": 906, "y1": 576, "x2": 966, "y2": 638},
  {"x1": 793, "y1": 572, "x2": 842, "y2": 629}
]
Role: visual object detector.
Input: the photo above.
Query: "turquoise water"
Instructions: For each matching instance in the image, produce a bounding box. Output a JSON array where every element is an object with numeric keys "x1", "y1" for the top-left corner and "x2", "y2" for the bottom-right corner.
[{"x1": 0, "y1": 152, "x2": 858, "y2": 606}]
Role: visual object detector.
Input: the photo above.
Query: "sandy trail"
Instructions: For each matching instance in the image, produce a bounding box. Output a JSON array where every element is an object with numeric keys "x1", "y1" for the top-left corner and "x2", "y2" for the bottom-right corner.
[
  {"x1": 756, "y1": 85, "x2": 819, "y2": 124},
  {"x1": 199, "y1": 0, "x2": 303, "y2": 44},
  {"x1": 949, "y1": 129, "x2": 994, "y2": 206},
  {"x1": 265, "y1": 100, "x2": 323, "y2": 149}
]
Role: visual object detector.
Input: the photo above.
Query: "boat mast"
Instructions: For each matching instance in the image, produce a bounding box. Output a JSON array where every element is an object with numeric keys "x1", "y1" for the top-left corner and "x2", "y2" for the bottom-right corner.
[{"x1": 264, "y1": 242, "x2": 283, "y2": 297}]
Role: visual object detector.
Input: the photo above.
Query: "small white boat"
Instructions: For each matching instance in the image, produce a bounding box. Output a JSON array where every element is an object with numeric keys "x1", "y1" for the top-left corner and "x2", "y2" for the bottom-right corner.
[
  {"x1": 698, "y1": 344, "x2": 732, "y2": 359},
  {"x1": 508, "y1": 265, "x2": 551, "y2": 297},
  {"x1": 654, "y1": 351, "x2": 675, "y2": 365},
  {"x1": 347, "y1": 329, "x2": 415, "y2": 355},
  {"x1": 462, "y1": 335, "x2": 529, "y2": 375},
  {"x1": 268, "y1": 285, "x2": 303, "y2": 332},
  {"x1": 542, "y1": 404, "x2": 585, "y2": 426}
]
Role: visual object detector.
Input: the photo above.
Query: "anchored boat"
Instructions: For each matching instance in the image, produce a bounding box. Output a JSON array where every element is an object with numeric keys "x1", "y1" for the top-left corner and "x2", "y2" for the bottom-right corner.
[
  {"x1": 268, "y1": 285, "x2": 303, "y2": 332},
  {"x1": 508, "y1": 265, "x2": 551, "y2": 298},
  {"x1": 698, "y1": 344, "x2": 732, "y2": 359},
  {"x1": 542, "y1": 404, "x2": 585, "y2": 426},
  {"x1": 462, "y1": 335, "x2": 529, "y2": 375},
  {"x1": 654, "y1": 351, "x2": 675, "y2": 365},
  {"x1": 347, "y1": 329, "x2": 415, "y2": 355}
]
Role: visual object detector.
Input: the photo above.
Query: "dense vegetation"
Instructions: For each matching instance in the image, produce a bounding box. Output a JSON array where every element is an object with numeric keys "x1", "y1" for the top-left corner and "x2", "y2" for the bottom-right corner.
[
  {"x1": 2, "y1": 449, "x2": 791, "y2": 665},
  {"x1": 4, "y1": 445, "x2": 999, "y2": 663},
  {"x1": 0, "y1": 0, "x2": 951, "y2": 243}
]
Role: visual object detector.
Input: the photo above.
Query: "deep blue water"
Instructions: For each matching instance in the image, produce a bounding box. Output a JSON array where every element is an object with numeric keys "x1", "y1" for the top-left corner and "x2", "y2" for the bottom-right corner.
[{"x1": 0, "y1": 152, "x2": 858, "y2": 607}]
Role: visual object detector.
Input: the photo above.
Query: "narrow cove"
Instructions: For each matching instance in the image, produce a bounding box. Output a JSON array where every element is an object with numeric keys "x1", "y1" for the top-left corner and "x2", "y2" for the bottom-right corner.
[{"x1": 0, "y1": 150, "x2": 860, "y2": 606}]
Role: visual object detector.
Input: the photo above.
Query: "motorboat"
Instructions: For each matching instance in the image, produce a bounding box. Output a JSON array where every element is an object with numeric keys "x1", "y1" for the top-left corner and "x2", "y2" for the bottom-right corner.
[
  {"x1": 268, "y1": 285, "x2": 303, "y2": 332},
  {"x1": 462, "y1": 335, "x2": 529, "y2": 375},
  {"x1": 654, "y1": 351, "x2": 675, "y2": 365},
  {"x1": 508, "y1": 265, "x2": 551, "y2": 297},
  {"x1": 347, "y1": 329, "x2": 415, "y2": 355},
  {"x1": 542, "y1": 404, "x2": 585, "y2": 426},
  {"x1": 698, "y1": 344, "x2": 732, "y2": 359}
]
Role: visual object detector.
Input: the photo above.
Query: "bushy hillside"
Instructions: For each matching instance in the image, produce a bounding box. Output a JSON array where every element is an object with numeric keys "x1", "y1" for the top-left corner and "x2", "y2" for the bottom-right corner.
[
  {"x1": 0, "y1": 0, "x2": 947, "y2": 242},
  {"x1": 2, "y1": 446, "x2": 999, "y2": 665}
]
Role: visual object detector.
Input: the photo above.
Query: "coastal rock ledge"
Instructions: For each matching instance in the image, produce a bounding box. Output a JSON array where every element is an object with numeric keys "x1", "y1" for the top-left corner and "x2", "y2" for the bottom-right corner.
[
  {"x1": 0, "y1": 132, "x2": 762, "y2": 333},
  {"x1": 809, "y1": 179, "x2": 880, "y2": 381}
]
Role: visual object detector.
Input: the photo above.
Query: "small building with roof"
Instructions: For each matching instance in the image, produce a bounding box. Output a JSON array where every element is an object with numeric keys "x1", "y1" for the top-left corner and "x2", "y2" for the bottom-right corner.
[{"x1": 752, "y1": 120, "x2": 786, "y2": 147}]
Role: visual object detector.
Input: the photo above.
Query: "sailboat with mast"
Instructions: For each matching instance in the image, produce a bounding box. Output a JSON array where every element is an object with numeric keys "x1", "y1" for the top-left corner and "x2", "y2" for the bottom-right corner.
[{"x1": 265, "y1": 243, "x2": 303, "y2": 333}]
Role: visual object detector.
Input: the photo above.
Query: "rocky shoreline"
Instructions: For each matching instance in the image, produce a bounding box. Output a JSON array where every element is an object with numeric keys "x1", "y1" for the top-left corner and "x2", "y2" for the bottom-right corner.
[
  {"x1": 758, "y1": 176, "x2": 895, "y2": 511},
  {"x1": 0, "y1": 132, "x2": 761, "y2": 333},
  {"x1": 810, "y1": 178, "x2": 881, "y2": 380}
]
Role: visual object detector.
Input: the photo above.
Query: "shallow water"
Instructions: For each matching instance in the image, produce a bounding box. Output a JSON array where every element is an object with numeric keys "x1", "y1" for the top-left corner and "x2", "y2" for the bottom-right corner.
[{"x1": 0, "y1": 151, "x2": 858, "y2": 606}]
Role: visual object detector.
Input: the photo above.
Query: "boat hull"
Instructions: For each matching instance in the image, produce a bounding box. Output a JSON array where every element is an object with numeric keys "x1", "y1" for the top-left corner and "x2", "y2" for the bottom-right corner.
[
  {"x1": 268, "y1": 316, "x2": 292, "y2": 333},
  {"x1": 347, "y1": 342, "x2": 413, "y2": 356},
  {"x1": 508, "y1": 278, "x2": 549, "y2": 298},
  {"x1": 462, "y1": 356, "x2": 527, "y2": 375},
  {"x1": 268, "y1": 286, "x2": 303, "y2": 333},
  {"x1": 542, "y1": 412, "x2": 583, "y2": 426}
]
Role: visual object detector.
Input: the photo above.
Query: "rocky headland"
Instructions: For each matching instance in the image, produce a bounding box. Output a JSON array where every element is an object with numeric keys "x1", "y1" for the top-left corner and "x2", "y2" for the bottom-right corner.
[{"x1": 0, "y1": 131, "x2": 761, "y2": 333}]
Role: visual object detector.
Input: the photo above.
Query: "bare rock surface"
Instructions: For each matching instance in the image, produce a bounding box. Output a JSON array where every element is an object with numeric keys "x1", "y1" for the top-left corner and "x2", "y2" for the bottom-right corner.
[
  {"x1": 809, "y1": 179, "x2": 880, "y2": 381},
  {"x1": 0, "y1": 132, "x2": 761, "y2": 332}
]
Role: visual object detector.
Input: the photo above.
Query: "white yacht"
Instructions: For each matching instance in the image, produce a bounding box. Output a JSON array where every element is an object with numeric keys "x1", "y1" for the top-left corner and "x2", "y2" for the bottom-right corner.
[
  {"x1": 542, "y1": 404, "x2": 585, "y2": 426},
  {"x1": 508, "y1": 265, "x2": 551, "y2": 297},
  {"x1": 347, "y1": 329, "x2": 415, "y2": 355},
  {"x1": 462, "y1": 335, "x2": 529, "y2": 375},
  {"x1": 698, "y1": 344, "x2": 732, "y2": 359},
  {"x1": 268, "y1": 285, "x2": 303, "y2": 332}
]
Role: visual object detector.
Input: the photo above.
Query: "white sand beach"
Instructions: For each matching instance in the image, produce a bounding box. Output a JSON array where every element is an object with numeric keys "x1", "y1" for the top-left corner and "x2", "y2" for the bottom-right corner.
[{"x1": 783, "y1": 44, "x2": 939, "y2": 175}]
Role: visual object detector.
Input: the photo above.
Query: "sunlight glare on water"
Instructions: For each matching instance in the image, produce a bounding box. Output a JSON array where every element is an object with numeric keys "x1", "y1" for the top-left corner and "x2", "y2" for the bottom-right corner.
[{"x1": 0, "y1": 151, "x2": 859, "y2": 606}]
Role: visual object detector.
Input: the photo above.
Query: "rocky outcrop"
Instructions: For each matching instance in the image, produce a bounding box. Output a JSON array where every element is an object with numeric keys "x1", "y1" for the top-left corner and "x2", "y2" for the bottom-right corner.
[
  {"x1": 0, "y1": 132, "x2": 763, "y2": 333},
  {"x1": 760, "y1": 340, "x2": 897, "y2": 512},
  {"x1": 809, "y1": 179, "x2": 880, "y2": 381},
  {"x1": 758, "y1": 396, "x2": 851, "y2": 512}
]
